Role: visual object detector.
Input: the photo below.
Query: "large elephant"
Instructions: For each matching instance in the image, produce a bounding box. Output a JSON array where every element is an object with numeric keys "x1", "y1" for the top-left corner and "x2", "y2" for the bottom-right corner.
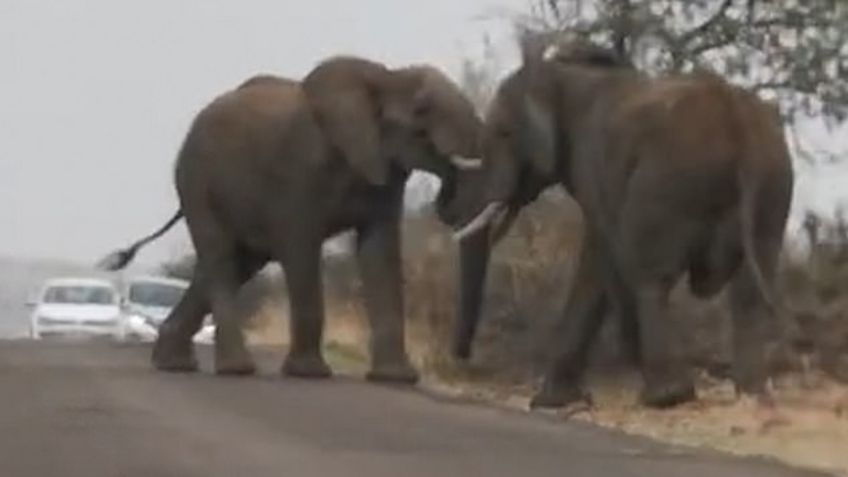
[
  {"x1": 100, "y1": 56, "x2": 482, "y2": 382},
  {"x1": 442, "y1": 38, "x2": 794, "y2": 409}
]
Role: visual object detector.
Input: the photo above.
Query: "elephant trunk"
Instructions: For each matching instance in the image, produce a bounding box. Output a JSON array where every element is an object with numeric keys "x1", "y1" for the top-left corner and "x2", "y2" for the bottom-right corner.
[{"x1": 452, "y1": 223, "x2": 492, "y2": 360}]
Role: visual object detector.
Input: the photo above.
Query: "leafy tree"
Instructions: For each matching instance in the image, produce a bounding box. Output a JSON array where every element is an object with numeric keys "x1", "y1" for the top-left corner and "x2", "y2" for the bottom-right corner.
[{"x1": 511, "y1": 0, "x2": 848, "y2": 161}]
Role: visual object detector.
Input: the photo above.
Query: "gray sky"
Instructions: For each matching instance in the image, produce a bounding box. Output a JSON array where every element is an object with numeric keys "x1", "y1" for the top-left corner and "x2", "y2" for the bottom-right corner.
[
  {"x1": 0, "y1": 0, "x2": 523, "y2": 266},
  {"x1": 1, "y1": 0, "x2": 846, "y2": 268}
]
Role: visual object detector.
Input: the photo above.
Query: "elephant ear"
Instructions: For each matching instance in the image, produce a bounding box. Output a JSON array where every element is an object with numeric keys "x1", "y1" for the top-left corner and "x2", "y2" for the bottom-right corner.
[
  {"x1": 522, "y1": 96, "x2": 557, "y2": 177},
  {"x1": 315, "y1": 88, "x2": 388, "y2": 186}
]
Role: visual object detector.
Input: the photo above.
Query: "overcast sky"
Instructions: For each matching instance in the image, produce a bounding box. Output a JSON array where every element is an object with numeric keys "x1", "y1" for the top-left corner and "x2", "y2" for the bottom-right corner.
[{"x1": 2, "y1": 0, "x2": 846, "y2": 268}]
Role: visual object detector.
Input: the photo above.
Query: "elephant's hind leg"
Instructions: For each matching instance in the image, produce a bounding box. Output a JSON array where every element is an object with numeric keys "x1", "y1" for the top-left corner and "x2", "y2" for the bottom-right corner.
[
  {"x1": 207, "y1": 254, "x2": 262, "y2": 376},
  {"x1": 631, "y1": 279, "x2": 696, "y2": 408},
  {"x1": 728, "y1": 235, "x2": 780, "y2": 398},
  {"x1": 689, "y1": 218, "x2": 743, "y2": 299},
  {"x1": 152, "y1": 276, "x2": 210, "y2": 372},
  {"x1": 617, "y1": 208, "x2": 697, "y2": 408},
  {"x1": 191, "y1": 231, "x2": 265, "y2": 375}
]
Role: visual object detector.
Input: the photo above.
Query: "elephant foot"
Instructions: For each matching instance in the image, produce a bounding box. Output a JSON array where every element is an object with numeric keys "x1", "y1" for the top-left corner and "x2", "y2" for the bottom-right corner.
[
  {"x1": 215, "y1": 359, "x2": 256, "y2": 376},
  {"x1": 452, "y1": 340, "x2": 473, "y2": 361},
  {"x1": 530, "y1": 377, "x2": 592, "y2": 411},
  {"x1": 151, "y1": 336, "x2": 198, "y2": 373},
  {"x1": 282, "y1": 353, "x2": 332, "y2": 379},
  {"x1": 214, "y1": 347, "x2": 256, "y2": 376},
  {"x1": 641, "y1": 373, "x2": 696, "y2": 409},
  {"x1": 366, "y1": 360, "x2": 420, "y2": 385}
]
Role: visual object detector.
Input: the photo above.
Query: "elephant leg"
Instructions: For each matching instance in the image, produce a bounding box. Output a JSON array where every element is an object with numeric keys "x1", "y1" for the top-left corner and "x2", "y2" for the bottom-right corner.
[
  {"x1": 614, "y1": 213, "x2": 696, "y2": 407},
  {"x1": 207, "y1": 252, "x2": 261, "y2": 376},
  {"x1": 690, "y1": 218, "x2": 743, "y2": 300},
  {"x1": 152, "y1": 274, "x2": 209, "y2": 372},
  {"x1": 632, "y1": 279, "x2": 696, "y2": 408},
  {"x1": 613, "y1": 288, "x2": 642, "y2": 367},
  {"x1": 280, "y1": 237, "x2": 331, "y2": 379},
  {"x1": 531, "y1": 238, "x2": 608, "y2": 409},
  {"x1": 728, "y1": 236, "x2": 780, "y2": 397},
  {"x1": 357, "y1": 218, "x2": 419, "y2": 385}
]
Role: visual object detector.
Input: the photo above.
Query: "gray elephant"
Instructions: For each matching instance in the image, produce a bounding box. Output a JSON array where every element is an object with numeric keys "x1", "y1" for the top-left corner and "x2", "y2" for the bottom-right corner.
[
  {"x1": 100, "y1": 56, "x2": 482, "y2": 383},
  {"x1": 442, "y1": 38, "x2": 794, "y2": 409}
]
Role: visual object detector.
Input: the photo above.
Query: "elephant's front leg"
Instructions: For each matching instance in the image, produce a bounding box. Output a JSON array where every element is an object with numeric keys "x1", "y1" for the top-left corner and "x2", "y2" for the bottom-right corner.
[
  {"x1": 356, "y1": 219, "x2": 419, "y2": 384},
  {"x1": 531, "y1": 239, "x2": 608, "y2": 410},
  {"x1": 281, "y1": 237, "x2": 332, "y2": 378}
]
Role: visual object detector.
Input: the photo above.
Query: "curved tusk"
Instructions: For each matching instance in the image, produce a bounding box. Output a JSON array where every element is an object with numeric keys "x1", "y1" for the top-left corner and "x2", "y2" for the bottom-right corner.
[
  {"x1": 452, "y1": 202, "x2": 505, "y2": 241},
  {"x1": 542, "y1": 44, "x2": 559, "y2": 61},
  {"x1": 450, "y1": 156, "x2": 483, "y2": 170}
]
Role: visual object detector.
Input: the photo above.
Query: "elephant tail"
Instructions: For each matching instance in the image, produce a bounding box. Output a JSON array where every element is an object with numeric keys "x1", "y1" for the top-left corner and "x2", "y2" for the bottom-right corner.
[
  {"x1": 96, "y1": 210, "x2": 184, "y2": 271},
  {"x1": 738, "y1": 165, "x2": 777, "y2": 318}
]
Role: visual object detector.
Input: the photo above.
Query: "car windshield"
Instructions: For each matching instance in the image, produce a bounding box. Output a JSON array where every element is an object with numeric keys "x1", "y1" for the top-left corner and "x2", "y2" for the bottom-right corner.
[
  {"x1": 128, "y1": 282, "x2": 185, "y2": 308},
  {"x1": 43, "y1": 285, "x2": 116, "y2": 305}
]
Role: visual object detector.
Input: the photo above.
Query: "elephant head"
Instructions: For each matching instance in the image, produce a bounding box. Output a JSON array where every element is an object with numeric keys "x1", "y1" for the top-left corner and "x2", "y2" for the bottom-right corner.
[
  {"x1": 441, "y1": 37, "x2": 633, "y2": 359},
  {"x1": 302, "y1": 56, "x2": 483, "y2": 199}
]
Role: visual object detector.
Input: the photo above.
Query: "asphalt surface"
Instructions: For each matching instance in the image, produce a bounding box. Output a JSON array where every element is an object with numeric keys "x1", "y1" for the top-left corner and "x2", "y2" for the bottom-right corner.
[{"x1": 0, "y1": 340, "x2": 833, "y2": 477}]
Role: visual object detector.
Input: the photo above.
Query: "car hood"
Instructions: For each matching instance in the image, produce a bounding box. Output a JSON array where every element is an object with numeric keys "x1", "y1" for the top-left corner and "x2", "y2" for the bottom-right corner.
[{"x1": 36, "y1": 304, "x2": 121, "y2": 321}]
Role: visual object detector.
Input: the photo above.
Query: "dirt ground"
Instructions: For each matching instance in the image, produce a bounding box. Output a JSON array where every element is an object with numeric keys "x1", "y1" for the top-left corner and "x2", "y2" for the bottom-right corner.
[
  {"x1": 583, "y1": 372, "x2": 848, "y2": 476},
  {"x1": 422, "y1": 368, "x2": 848, "y2": 477}
]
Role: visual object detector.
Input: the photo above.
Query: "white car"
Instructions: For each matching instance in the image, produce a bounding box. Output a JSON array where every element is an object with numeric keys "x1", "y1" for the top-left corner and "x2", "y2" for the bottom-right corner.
[
  {"x1": 29, "y1": 278, "x2": 122, "y2": 340},
  {"x1": 118, "y1": 275, "x2": 215, "y2": 344}
]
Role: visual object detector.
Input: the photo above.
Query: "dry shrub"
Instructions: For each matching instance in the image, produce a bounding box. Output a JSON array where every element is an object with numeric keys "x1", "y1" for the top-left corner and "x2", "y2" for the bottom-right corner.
[{"x1": 400, "y1": 191, "x2": 592, "y2": 382}]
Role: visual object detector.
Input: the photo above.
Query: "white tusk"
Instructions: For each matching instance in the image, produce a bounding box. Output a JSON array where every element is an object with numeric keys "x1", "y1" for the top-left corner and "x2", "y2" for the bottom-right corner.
[
  {"x1": 542, "y1": 44, "x2": 560, "y2": 61},
  {"x1": 450, "y1": 156, "x2": 483, "y2": 170},
  {"x1": 452, "y1": 202, "x2": 505, "y2": 241}
]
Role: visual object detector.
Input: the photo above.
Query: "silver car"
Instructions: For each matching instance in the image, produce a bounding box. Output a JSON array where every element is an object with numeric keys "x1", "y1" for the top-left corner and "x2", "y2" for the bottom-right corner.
[{"x1": 118, "y1": 275, "x2": 214, "y2": 344}]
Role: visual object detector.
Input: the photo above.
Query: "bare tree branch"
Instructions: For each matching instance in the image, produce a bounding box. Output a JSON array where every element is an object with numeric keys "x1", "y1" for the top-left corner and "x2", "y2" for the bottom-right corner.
[
  {"x1": 686, "y1": 36, "x2": 736, "y2": 57},
  {"x1": 751, "y1": 81, "x2": 793, "y2": 93}
]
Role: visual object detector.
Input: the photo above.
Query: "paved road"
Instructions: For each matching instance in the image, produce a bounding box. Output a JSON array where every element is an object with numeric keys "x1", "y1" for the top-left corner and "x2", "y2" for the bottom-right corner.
[{"x1": 0, "y1": 341, "x2": 832, "y2": 477}]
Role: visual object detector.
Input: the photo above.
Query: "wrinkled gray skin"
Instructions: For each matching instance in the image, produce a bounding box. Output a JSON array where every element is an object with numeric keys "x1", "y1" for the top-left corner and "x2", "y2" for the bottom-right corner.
[
  {"x1": 442, "y1": 40, "x2": 794, "y2": 409},
  {"x1": 101, "y1": 56, "x2": 481, "y2": 382}
]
